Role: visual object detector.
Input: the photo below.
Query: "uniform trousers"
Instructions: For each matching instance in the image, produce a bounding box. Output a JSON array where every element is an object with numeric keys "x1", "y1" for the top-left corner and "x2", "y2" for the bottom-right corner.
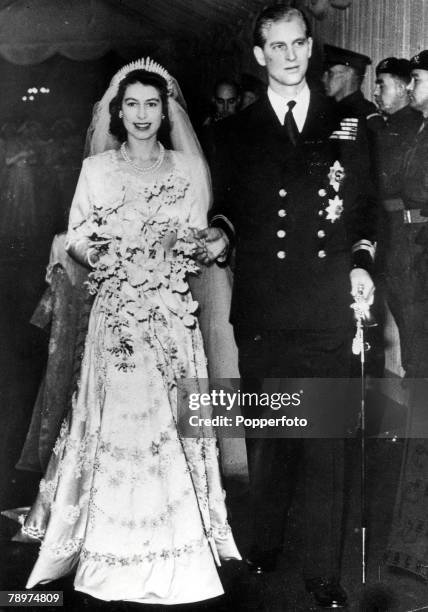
[
  {"x1": 381, "y1": 213, "x2": 428, "y2": 377},
  {"x1": 234, "y1": 326, "x2": 353, "y2": 580}
]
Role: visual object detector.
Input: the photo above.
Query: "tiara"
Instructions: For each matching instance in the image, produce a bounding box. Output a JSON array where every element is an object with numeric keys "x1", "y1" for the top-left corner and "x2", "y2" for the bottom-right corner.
[{"x1": 111, "y1": 57, "x2": 174, "y2": 94}]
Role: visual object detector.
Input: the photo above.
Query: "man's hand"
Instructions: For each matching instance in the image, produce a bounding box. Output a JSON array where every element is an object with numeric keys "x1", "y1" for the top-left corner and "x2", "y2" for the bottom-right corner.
[
  {"x1": 350, "y1": 267, "x2": 375, "y2": 305},
  {"x1": 193, "y1": 227, "x2": 229, "y2": 265}
]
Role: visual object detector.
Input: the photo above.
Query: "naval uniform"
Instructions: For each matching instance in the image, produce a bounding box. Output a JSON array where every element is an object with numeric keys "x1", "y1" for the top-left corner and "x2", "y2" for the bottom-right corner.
[{"x1": 210, "y1": 87, "x2": 376, "y2": 579}]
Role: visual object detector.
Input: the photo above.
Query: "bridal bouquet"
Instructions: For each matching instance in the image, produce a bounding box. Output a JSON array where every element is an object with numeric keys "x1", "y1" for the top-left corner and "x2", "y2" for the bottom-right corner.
[{"x1": 83, "y1": 196, "x2": 200, "y2": 371}]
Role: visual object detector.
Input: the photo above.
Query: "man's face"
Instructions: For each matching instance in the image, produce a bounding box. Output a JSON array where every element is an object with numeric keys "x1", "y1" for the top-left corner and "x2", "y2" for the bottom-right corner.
[
  {"x1": 408, "y1": 69, "x2": 428, "y2": 115},
  {"x1": 374, "y1": 73, "x2": 405, "y2": 114},
  {"x1": 214, "y1": 84, "x2": 239, "y2": 119},
  {"x1": 241, "y1": 90, "x2": 258, "y2": 110},
  {"x1": 253, "y1": 17, "x2": 312, "y2": 90},
  {"x1": 323, "y1": 64, "x2": 349, "y2": 99}
]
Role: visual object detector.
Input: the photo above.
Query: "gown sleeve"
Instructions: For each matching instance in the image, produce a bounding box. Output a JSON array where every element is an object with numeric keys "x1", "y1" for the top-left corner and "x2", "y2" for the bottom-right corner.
[
  {"x1": 65, "y1": 158, "x2": 97, "y2": 267},
  {"x1": 186, "y1": 153, "x2": 211, "y2": 230}
]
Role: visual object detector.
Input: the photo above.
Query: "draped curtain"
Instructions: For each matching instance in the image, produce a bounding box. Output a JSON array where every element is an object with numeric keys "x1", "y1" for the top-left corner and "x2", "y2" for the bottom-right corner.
[{"x1": 0, "y1": 0, "x2": 158, "y2": 65}]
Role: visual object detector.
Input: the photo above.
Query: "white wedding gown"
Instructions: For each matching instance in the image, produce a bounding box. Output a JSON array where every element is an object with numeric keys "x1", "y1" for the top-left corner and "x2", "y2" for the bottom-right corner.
[{"x1": 21, "y1": 148, "x2": 240, "y2": 604}]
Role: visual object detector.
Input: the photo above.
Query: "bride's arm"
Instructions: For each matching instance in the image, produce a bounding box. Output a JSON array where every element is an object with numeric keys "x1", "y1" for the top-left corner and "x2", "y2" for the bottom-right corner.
[
  {"x1": 187, "y1": 153, "x2": 211, "y2": 230},
  {"x1": 65, "y1": 158, "x2": 99, "y2": 268}
]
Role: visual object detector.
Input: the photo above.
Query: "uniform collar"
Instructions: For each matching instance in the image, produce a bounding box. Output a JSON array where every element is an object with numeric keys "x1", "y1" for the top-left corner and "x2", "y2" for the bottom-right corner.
[
  {"x1": 340, "y1": 90, "x2": 364, "y2": 105},
  {"x1": 267, "y1": 83, "x2": 310, "y2": 133},
  {"x1": 389, "y1": 104, "x2": 418, "y2": 122}
]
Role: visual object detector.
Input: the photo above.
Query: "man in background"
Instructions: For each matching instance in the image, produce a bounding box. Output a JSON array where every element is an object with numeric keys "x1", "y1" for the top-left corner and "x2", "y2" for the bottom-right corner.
[
  {"x1": 202, "y1": 78, "x2": 241, "y2": 126},
  {"x1": 386, "y1": 50, "x2": 428, "y2": 377},
  {"x1": 200, "y1": 78, "x2": 241, "y2": 164},
  {"x1": 372, "y1": 58, "x2": 421, "y2": 377},
  {"x1": 386, "y1": 50, "x2": 428, "y2": 580},
  {"x1": 323, "y1": 44, "x2": 377, "y2": 119}
]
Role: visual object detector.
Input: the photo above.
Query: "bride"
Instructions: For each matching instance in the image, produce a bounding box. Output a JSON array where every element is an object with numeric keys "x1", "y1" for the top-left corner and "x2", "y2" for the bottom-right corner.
[{"x1": 17, "y1": 59, "x2": 240, "y2": 604}]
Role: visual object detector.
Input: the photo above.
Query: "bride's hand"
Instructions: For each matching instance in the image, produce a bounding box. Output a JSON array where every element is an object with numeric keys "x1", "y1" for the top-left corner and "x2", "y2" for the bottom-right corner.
[
  {"x1": 86, "y1": 237, "x2": 112, "y2": 267},
  {"x1": 192, "y1": 227, "x2": 228, "y2": 264}
]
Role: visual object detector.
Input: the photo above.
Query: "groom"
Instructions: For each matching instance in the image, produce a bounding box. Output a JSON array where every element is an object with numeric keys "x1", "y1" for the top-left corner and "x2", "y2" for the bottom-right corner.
[{"x1": 196, "y1": 3, "x2": 376, "y2": 608}]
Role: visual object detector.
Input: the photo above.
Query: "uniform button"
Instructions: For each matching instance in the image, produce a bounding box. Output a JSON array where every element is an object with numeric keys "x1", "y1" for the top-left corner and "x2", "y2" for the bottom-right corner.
[
  {"x1": 277, "y1": 250, "x2": 286, "y2": 259},
  {"x1": 317, "y1": 229, "x2": 326, "y2": 238},
  {"x1": 279, "y1": 188, "x2": 287, "y2": 198},
  {"x1": 318, "y1": 210, "x2": 324, "y2": 217},
  {"x1": 278, "y1": 209, "x2": 287, "y2": 217},
  {"x1": 318, "y1": 189, "x2": 327, "y2": 197},
  {"x1": 318, "y1": 249, "x2": 326, "y2": 259},
  {"x1": 277, "y1": 229, "x2": 286, "y2": 238}
]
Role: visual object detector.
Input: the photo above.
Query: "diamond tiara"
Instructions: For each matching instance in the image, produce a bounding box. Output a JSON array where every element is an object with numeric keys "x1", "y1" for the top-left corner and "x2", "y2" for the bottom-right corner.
[{"x1": 112, "y1": 57, "x2": 173, "y2": 93}]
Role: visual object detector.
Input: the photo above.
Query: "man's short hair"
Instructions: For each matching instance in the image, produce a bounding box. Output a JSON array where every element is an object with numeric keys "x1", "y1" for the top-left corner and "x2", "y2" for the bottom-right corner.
[
  {"x1": 253, "y1": 2, "x2": 311, "y2": 48},
  {"x1": 213, "y1": 79, "x2": 240, "y2": 97}
]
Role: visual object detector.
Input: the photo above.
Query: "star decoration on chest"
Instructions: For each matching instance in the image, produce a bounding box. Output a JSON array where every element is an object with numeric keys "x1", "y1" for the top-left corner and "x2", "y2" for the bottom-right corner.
[
  {"x1": 325, "y1": 195, "x2": 344, "y2": 223},
  {"x1": 328, "y1": 160, "x2": 346, "y2": 192}
]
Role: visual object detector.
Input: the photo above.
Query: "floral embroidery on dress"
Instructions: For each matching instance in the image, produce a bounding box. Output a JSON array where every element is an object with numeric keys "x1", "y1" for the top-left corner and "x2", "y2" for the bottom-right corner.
[
  {"x1": 61, "y1": 430, "x2": 100, "y2": 479},
  {"x1": 88, "y1": 494, "x2": 188, "y2": 530},
  {"x1": 22, "y1": 524, "x2": 46, "y2": 540},
  {"x1": 41, "y1": 537, "x2": 83, "y2": 556},
  {"x1": 39, "y1": 479, "x2": 57, "y2": 504},
  {"x1": 52, "y1": 420, "x2": 69, "y2": 455},
  {"x1": 50, "y1": 503, "x2": 81, "y2": 525},
  {"x1": 212, "y1": 524, "x2": 233, "y2": 539},
  {"x1": 98, "y1": 433, "x2": 172, "y2": 464},
  {"x1": 80, "y1": 536, "x2": 208, "y2": 567}
]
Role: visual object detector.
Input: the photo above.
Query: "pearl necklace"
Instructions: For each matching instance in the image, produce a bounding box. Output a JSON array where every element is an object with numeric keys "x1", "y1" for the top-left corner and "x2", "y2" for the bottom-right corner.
[{"x1": 120, "y1": 141, "x2": 165, "y2": 173}]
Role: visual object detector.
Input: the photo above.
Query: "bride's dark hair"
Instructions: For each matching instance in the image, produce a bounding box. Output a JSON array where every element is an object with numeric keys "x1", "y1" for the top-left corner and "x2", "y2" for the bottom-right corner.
[{"x1": 109, "y1": 69, "x2": 171, "y2": 144}]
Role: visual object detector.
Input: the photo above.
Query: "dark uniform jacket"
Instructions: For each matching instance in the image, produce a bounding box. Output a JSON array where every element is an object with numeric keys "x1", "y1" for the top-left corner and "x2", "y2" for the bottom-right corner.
[
  {"x1": 211, "y1": 91, "x2": 376, "y2": 332},
  {"x1": 336, "y1": 90, "x2": 377, "y2": 119},
  {"x1": 401, "y1": 119, "x2": 428, "y2": 209},
  {"x1": 371, "y1": 105, "x2": 421, "y2": 200}
]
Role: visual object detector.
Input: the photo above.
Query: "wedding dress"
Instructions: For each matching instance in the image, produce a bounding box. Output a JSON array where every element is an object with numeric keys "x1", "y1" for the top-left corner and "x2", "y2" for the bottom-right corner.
[{"x1": 19, "y1": 147, "x2": 240, "y2": 604}]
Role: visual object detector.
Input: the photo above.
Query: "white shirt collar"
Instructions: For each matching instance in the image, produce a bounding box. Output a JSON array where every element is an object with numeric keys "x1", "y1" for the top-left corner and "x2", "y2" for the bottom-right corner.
[{"x1": 267, "y1": 83, "x2": 311, "y2": 133}]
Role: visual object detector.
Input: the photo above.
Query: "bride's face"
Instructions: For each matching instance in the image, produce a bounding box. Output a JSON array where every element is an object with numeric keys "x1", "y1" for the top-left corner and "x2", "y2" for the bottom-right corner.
[{"x1": 121, "y1": 82, "x2": 163, "y2": 142}]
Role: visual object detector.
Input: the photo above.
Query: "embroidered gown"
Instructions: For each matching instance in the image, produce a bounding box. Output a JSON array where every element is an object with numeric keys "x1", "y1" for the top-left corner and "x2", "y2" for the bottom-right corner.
[{"x1": 21, "y1": 148, "x2": 240, "y2": 604}]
